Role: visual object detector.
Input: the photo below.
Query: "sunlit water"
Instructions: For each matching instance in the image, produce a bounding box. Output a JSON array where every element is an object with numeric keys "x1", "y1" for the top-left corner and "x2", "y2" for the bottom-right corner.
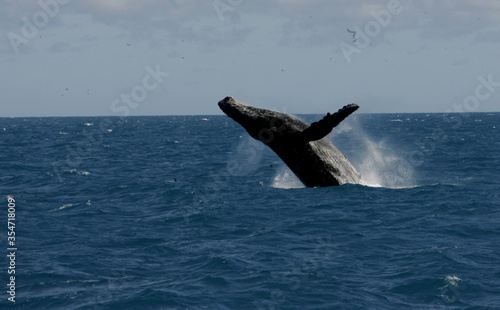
[{"x1": 1, "y1": 113, "x2": 499, "y2": 309}]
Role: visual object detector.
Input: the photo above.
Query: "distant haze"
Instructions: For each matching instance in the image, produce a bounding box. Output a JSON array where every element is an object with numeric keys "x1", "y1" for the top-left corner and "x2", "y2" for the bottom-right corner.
[{"x1": 1, "y1": 0, "x2": 499, "y2": 117}]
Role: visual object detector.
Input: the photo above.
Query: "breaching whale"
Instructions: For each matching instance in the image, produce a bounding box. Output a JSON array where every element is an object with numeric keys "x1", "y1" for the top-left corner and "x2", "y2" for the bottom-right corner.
[{"x1": 218, "y1": 96, "x2": 361, "y2": 187}]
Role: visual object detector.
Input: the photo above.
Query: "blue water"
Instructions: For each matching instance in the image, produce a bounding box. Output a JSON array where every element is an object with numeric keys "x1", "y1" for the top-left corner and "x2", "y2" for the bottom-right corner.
[{"x1": 1, "y1": 112, "x2": 499, "y2": 309}]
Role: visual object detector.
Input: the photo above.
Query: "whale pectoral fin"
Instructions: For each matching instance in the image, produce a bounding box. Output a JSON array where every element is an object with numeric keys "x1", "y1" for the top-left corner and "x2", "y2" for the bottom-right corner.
[{"x1": 298, "y1": 103, "x2": 359, "y2": 143}]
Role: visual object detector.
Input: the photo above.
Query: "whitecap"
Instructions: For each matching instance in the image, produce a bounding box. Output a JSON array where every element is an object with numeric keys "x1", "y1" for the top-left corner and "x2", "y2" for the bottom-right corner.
[
  {"x1": 56, "y1": 203, "x2": 73, "y2": 211},
  {"x1": 444, "y1": 276, "x2": 461, "y2": 286},
  {"x1": 65, "y1": 169, "x2": 90, "y2": 176}
]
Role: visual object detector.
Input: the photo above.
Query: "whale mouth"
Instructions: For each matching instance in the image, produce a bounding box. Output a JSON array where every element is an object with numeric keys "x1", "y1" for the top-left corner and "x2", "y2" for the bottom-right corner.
[
  {"x1": 218, "y1": 96, "x2": 248, "y2": 112},
  {"x1": 217, "y1": 96, "x2": 233, "y2": 112},
  {"x1": 218, "y1": 96, "x2": 253, "y2": 121},
  {"x1": 218, "y1": 96, "x2": 274, "y2": 139}
]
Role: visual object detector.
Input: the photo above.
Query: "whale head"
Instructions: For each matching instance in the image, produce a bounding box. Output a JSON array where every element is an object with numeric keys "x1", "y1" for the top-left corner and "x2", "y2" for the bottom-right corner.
[{"x1": 218, "y1": 96, "x2": 307, "y2": 145}]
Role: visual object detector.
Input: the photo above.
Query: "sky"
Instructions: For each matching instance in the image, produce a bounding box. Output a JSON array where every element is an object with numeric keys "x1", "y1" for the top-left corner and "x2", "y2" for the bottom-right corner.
[{"x1": 1, "y1": 0, "x2": 500, "y2": 117}]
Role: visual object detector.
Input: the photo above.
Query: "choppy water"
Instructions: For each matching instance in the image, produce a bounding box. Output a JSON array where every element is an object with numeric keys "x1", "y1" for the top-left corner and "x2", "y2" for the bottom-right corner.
[{"x1": 1, "y1": 112, "x2": 499, "y2": 309}]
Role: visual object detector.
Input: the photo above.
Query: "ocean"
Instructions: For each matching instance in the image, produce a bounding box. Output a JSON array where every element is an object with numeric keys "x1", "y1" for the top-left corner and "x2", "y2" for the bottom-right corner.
[{"x1": 1, "y1": 112, "x2": 499, "y2": 309}]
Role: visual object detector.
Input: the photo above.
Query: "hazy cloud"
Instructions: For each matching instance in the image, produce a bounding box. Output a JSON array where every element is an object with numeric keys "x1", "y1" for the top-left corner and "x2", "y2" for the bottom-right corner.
[{"x1": 2, "y1": 0, "x2": 500, "y2": 53}]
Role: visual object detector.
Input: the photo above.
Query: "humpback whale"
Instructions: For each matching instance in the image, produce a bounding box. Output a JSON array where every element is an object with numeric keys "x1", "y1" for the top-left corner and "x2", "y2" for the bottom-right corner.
[{"x1": 218, "y1": 96, "x2": 361, "y2": 187}]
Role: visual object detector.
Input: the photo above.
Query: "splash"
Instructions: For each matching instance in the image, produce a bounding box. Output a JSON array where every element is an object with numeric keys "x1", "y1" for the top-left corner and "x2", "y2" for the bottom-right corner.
[
  {"x1": 227, "y1": 135, "x2": 304, "y2": 189},
  {"x1": 270, "y1": 138, "x2": 416, "y2": 189},
  {"x1": 355, "y1": 137, "x2": 416, "y2": 188},
  {"x1": 271, "y1": 166, "x2": 304, "y2": 189},
  {"x1": 228, "y1": 118, "x2": 417, "y2": 189},
  {"x1": 335, "y1": 118, "x2": 417, "y2": 189},
  {"x1": 226, "y1": 136, "x2": 265, "y2": 177}
]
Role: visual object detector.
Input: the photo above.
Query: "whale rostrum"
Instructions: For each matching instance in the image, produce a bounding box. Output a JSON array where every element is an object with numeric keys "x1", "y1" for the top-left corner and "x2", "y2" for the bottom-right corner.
[{"x1": 218, "y1": 96, "x2": 361, "y2": 187}]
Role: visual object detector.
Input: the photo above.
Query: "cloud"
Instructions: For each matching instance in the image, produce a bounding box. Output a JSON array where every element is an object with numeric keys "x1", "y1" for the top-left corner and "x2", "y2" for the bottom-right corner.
[
  {"x1": 2, "y1": 0, "x2": 500, "y2": 54},
  {"x1": 4, "y1": 0, "x2": 500, "y2": 30}
]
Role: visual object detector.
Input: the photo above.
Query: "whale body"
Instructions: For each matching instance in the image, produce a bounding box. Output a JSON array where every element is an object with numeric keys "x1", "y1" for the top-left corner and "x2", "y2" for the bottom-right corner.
[{"x1": 218, "y1": 96, "x2": 361, "y2": 187}]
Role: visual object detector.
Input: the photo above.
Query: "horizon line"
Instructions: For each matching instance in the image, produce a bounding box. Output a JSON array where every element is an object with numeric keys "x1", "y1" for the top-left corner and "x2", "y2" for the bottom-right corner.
[{"x1": 1, "y1": 111, "x2": 499, "y2": 119}]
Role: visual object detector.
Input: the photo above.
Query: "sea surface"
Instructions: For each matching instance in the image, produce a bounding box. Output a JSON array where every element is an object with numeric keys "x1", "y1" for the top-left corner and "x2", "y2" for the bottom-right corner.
[{"x1": 1, "y1": 112, "x2": 499, "y2": 309}]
